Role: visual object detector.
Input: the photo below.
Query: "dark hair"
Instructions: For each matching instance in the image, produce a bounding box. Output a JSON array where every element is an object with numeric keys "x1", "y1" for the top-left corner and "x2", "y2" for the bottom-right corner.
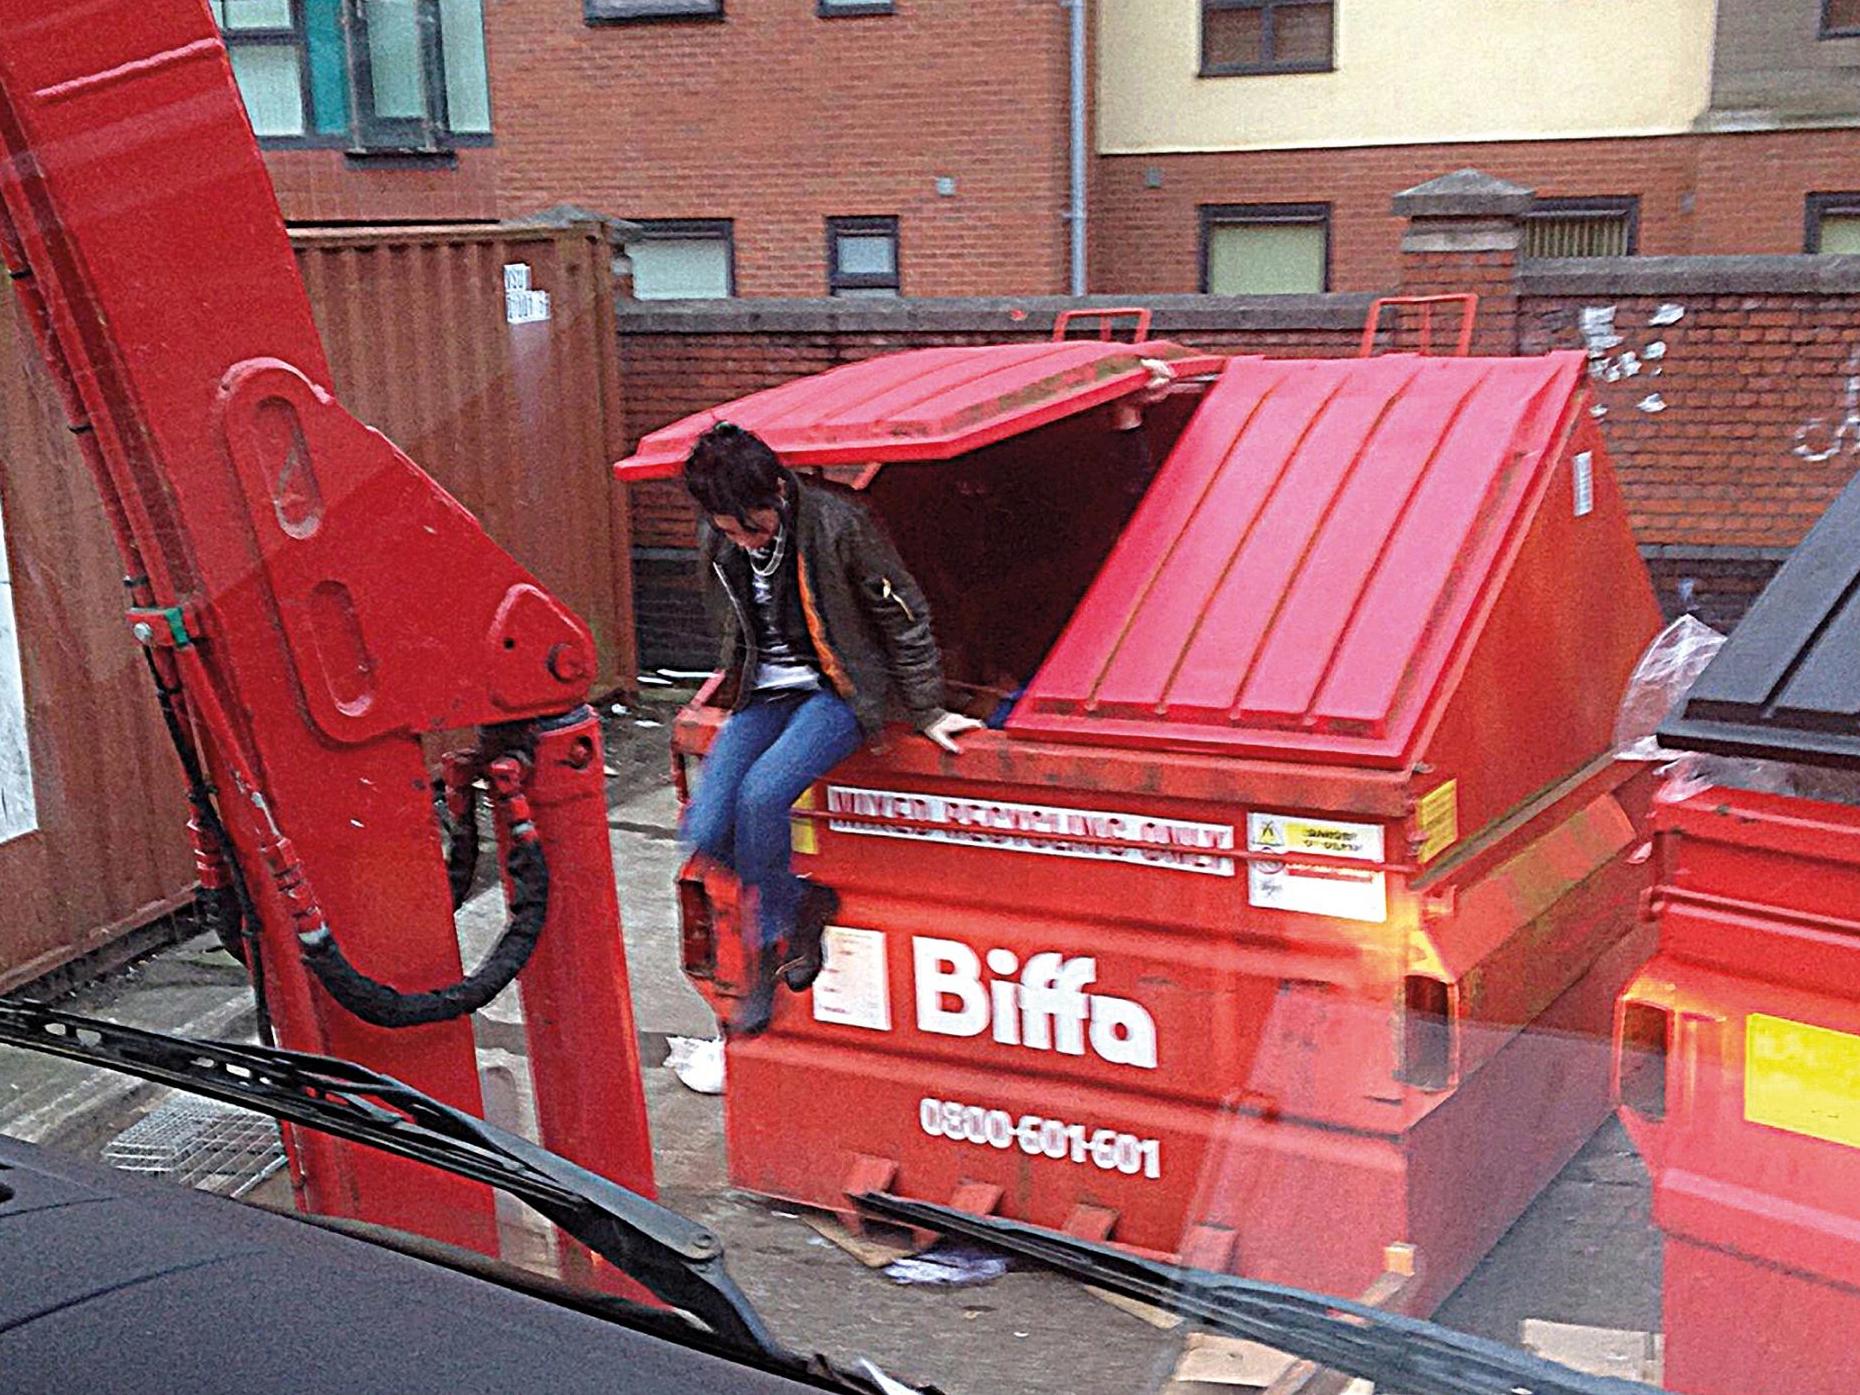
[{"x1": 684, "y1": 422, "x2": 784, "y2": 525}]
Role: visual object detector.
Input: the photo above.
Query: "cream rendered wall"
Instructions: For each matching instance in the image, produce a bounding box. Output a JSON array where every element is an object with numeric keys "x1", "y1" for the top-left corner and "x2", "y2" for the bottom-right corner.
[{"x1": 1099, "y1": 0, "x2": 1717, "y2": 154}]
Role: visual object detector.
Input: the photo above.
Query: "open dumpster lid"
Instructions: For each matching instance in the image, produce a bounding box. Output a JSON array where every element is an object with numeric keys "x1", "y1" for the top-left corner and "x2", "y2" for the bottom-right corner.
[
  {"x1": 1008, "y1": 351, "x2": 1590, "y2": 767},
  {"x1": 613, "y1": 339, "x2": 1223, "y2": 481},
  {"x1": 1658, "y1": 468, "x2": 1860, "y2": 769}
]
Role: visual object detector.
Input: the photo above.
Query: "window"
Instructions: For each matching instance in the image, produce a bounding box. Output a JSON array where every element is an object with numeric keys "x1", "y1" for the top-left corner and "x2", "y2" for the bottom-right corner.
[
  {"x1": 819, "y1": 0, "x2": 893, "y2": 14},
  {"x1": 827, "y1": 217, "x2": 901, "y2": 298},
  {"x1": 1201, "y1": 0, "x2": 1334, "y2": 76},
  {"x1": 583, "y1": 0, "x2": 722, "y2": 22},
  {"x1": 623, "y1": 221, "x2": 735, "y2": 299},
  {"x1": 1522, "y1": 197, "x2": 1638, "y2": 259},
  {"x1": 1807, "y1": 194, "x2": 1860, "y2": 252},
  {"x1": 1200, "y1": 204, "x2": 1329, "y2": 294},
  {"x1": 0, "y1": 493, "x2": 36, "y2": 845},
  {"x1": 1822, "y1": 0, "x2": 1860, "y2": 38},
  {"x1": 211, "y1": 0, "x2": 491, "y2": 149}
]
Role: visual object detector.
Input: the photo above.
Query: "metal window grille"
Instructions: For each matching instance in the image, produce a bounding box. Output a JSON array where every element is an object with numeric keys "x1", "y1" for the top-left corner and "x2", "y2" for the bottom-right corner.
[{"x1": 1523, "y1": 211, "x2": 1633, "y2": 259}]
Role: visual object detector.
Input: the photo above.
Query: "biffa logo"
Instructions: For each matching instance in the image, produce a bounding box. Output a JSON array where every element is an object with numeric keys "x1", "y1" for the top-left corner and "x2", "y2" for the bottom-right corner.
[{"x1": 912, "y1": 936, "x2": 1158, "y2": 1070}]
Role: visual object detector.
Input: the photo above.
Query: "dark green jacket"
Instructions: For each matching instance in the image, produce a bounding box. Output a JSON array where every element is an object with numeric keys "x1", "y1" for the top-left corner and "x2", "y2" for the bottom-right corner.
[{"x1": 699, "y1": 473, "x2": 947, "y2": 738}]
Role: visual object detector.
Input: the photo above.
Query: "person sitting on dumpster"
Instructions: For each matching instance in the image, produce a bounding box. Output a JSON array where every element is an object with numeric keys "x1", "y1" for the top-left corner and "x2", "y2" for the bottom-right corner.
[{"x1": 680, "y1": 421, "x2": 982, "y2": 1037}]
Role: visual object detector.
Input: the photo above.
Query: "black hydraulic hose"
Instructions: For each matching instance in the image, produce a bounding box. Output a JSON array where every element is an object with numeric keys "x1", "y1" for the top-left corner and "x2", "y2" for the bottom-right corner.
[
  {"x1": 297, "y1": 826, "x2": 549, "y2": 1029},
  {"x1": 140, "y1": 645, "x2": 246, "y2": 962},
  {"x1": 440, "y1": 778, "x2": 481, "y2": 911}
]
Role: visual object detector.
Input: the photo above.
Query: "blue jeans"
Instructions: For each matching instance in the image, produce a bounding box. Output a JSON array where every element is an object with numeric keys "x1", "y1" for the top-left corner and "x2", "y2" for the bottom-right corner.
[{"x1": 680, "y1": 689, "x2": 863, "y2": 950}]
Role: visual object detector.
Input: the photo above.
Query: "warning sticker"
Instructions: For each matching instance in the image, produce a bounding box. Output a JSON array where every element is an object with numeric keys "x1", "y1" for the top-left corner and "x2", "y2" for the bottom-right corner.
[
  {"x1": 1246, "y1": 812, "x2": 1387, "y2": 923},
  {"x1": 1745, "y1": 1012, "x2": 1860, "y2": 1151},
  {"x1": 811, "y1": 926, "x2": 891, "y2": 1032},
  {"x1": 790, "y1": 787, "x2": 818, "y2": 856},
  {"x1": 1417, "y1": 780, "x2": 1459, "y2": 863}
]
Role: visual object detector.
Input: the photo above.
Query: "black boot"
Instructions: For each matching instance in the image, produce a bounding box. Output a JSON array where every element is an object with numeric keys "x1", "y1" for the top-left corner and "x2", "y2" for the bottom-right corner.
[
  {"x1": 726, "y1": 954, "x2": 779, "y2": 1038},
  {"x1": 780, "y1": 881, "x2": 840, "y2": 991}
]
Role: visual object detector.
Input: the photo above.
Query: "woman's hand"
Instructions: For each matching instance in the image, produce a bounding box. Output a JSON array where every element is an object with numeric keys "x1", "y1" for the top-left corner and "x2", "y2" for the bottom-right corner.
[{"x1": 922, "y1": 711, "x2": 984, "y2": 754}]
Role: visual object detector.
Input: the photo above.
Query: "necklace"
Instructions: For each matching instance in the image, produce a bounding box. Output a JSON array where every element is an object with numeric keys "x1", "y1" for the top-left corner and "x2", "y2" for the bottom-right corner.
[{"x1": 749, "y1": 523, "x2": 786, "y2": 578}]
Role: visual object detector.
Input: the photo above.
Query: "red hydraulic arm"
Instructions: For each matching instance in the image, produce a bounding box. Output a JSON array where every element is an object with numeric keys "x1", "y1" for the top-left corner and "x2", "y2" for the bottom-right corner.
[{"x1": 0, "y1": 2, "x2": 653, "y2": 1261}]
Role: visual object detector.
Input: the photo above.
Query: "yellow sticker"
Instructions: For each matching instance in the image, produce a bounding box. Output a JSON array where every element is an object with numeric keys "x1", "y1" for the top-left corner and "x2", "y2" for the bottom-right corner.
[
  {"x1": 1745, "y1": 1013, "x2": 1860, "y2": 1151},
  {"x1": 1417, "y1": 780, "x2": 1459, "y2": 863},
  {"x1": 790, "y1": 787, "x2": 819, "y2": 856}
]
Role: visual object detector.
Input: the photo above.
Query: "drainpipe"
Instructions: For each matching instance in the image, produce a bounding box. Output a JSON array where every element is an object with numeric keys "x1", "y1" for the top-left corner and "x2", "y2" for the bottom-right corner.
[{"x1": 1063, "y1": 0, "x2": 1087, "y2": 297}]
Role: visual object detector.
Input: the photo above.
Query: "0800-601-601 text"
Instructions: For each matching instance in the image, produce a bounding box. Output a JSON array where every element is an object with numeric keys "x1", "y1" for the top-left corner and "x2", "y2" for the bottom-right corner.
[{"x1": 917, "y1": 1096, "x2": 1162, "y2": 1179}]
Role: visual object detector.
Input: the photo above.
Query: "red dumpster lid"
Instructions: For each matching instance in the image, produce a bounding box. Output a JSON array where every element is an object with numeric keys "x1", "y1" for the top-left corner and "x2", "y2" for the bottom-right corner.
[
  {"x1": 613, "y1": 339, "x2": 1224, "y2": 481},
  {"x1": 1007, "y1": 351, "x2": 1590, "y2": 767}
]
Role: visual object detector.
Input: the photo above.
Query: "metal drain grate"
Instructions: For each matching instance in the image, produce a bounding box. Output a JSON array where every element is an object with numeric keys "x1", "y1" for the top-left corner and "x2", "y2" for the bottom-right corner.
[{"x1": 102, "y1": 1092, "x2": 286, "y2": 1197}]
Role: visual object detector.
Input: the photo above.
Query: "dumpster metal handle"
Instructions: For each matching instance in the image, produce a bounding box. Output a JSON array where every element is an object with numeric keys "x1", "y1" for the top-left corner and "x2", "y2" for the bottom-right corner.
[
  {"x1": 1053, "y1": 306, "x2": 1153, "y2": 343},
  {"x1": 1358, "y1": 295, "x2": 1478, "y2": 358}
]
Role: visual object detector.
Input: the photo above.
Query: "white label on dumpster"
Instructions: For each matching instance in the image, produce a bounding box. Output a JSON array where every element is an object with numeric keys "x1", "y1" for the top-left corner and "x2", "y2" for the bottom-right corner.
[
  {"x1": 1246, "y1": 812, "x2": 1387, "y2": 923},
  {"x1": 824, "y1": 785, "x2": 1235, "y2": 877},
  {"x1": 811, "y1": 926, "x2": 891, "y2": 1032},
  {"x1": 1573, "y1": 451, "x2": 1595, "y2": 518}
]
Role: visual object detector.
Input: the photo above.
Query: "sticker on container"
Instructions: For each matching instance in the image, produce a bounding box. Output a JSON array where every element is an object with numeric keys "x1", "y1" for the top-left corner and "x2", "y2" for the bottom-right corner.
[
  {"x1": 1573, "y1": 451, "x2": 1594, "y2": 518},
  {"x1": 825, "y1": 785, "x2": 1235, "y2": 877},
  {"x1": 1745, "y1": 1012, "x2": 1860, "y2": 1151},
  {"x1": 790, "y1": 787, "x2": 818, "y2": 856},
  {"x1": 1246, "y1": 812, "x2": 1386, "y2": 923},
  {"x1": 812, "y1": 926, "x2": 892, "y2": 1032},
  {"x1": 1417, "y1": 780, "x2": 1459, "y2": 863}
]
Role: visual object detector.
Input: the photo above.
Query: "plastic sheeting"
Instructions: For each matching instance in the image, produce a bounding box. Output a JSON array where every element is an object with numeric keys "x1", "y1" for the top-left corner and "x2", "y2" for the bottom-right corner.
[
  {"x1": 1614, "y1": 615, "x2": 1726, "y2": 761},
  {"x1": 1617, "y1": 616, "x2": 1860, "y2": 804}
]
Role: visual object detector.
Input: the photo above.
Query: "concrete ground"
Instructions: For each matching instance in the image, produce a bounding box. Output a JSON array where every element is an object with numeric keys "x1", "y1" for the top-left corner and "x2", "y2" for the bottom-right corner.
[{"x1": 0, "y1": 698, "x2": 1665, "y2": 1394}]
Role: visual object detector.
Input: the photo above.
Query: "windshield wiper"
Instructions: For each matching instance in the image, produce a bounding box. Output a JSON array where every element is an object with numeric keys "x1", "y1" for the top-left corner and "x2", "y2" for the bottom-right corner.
[
  {"x1": 856, "y1": 1193, "x2": 1661, "y2": 1395},
  {"x1": 0, "y1": 1000, "x2": 779, "y2": 1356}
]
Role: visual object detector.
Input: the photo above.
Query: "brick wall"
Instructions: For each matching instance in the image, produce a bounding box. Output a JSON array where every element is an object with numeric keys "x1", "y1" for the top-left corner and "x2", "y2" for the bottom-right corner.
[
  {"x1": 487, "y1": 0, "x2": 1075, "y2": 298},
  {"x1": 263, "y1": 147, "x2": 502, "y2": 224},
  {"x1": 1092, "y1": 128, "x2": 1860, "y2": 296},
  {"x1": 1517, "y1": 258, "x2": 1860, "y2": 622}
]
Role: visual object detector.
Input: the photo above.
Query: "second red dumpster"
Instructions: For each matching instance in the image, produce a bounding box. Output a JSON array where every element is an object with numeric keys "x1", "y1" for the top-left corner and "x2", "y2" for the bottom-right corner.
[
  {"x1": 1615, "y1": 464, "x2": 1860, "y2": 1395},
  {"x1": 624, "y1": 342, "x2": 1663, "y2": 1312}
]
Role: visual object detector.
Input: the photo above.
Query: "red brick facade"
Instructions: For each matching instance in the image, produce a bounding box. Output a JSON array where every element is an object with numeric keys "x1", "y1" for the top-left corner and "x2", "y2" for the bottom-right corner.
[
  {"x1": 252, "y1": 6, "x2": 1860, "y2": 299},
  {"x1": 265, "y1": 147, "x2": 501, "y2": 224},
  {"x1": 1518, "y1": 285, "x2": 1860, "y2": 550},
  {"x1": 490, "y1": 0, "x2": 1074, "y2": 297},
  {"x1": 1093, "y1": 128, "x2": 1860, "y2": 295}
]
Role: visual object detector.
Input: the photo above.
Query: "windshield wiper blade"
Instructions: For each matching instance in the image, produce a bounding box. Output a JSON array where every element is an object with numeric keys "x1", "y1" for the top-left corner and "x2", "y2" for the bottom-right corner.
[
  {"x1": 0, "y1": 1000, "x2": 780, "y2": 1358},
  {"x1": 856, "y1": 1193, "x2": 1661, "y2": 1395}
]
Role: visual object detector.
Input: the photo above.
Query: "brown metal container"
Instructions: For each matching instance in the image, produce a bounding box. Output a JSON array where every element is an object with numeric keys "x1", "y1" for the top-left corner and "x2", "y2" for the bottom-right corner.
[
  {"x1": 292, "y1": 218, "x2": 635, "y2": 691},
  {"x1": 0, "y1": 295, "x2": 193, "y2": 990}
]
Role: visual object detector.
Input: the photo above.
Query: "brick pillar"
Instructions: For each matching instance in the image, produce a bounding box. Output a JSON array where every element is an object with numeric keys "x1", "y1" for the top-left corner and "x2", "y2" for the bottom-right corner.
[{"x1": 1391, "y1": 168, "x2": 1532, "y2": 357}]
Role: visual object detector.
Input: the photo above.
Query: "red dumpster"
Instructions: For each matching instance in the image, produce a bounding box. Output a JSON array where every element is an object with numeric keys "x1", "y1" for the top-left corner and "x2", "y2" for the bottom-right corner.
[
  {"x1": 1614, "y1": 468, "x2": 1860, "y2": 1395},
  {"x1": 622, "y1": 342, "x2": 1662, "y2": 1313}
]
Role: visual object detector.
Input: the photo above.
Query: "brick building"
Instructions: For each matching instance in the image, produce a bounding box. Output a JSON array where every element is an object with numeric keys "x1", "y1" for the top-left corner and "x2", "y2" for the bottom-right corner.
[
  {"x1": 219, "y1": 0, "x2": 1079, "y2": 296},
  {"x1": 1095, "y1": 0, "x2": 1860, "y2": 294},
  {"x1": 219, "y1": 1, "x2": 1860, "y2": 299}
]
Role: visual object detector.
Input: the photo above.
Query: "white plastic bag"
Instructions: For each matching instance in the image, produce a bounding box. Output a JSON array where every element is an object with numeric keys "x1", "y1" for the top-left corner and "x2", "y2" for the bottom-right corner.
[{"x1": 1613, "y1": 615, "x2": 1726, "y2": 760}]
